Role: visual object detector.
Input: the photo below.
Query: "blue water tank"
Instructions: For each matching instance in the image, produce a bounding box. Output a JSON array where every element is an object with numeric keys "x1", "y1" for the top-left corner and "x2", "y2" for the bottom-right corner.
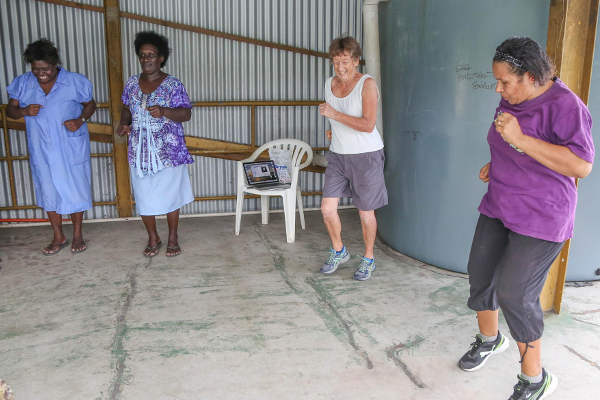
[{"x1": 376, "y1": 0, "x2": 599, "y2": 281}]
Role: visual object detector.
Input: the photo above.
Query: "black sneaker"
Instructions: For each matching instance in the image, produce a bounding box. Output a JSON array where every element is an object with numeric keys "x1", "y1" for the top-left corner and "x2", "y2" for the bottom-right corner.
[
  {"x1": 458, "y1": 331, "x2": 509, "y2": 371},
  {"x1": 508, "y1": 368, "x2": 558, "y2": 399}
]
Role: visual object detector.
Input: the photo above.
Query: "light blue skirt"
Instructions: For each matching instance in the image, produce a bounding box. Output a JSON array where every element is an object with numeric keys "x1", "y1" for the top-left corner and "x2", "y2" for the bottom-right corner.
[{"x1": 131, "y1": 164, "x2": 194, "y2": 216}]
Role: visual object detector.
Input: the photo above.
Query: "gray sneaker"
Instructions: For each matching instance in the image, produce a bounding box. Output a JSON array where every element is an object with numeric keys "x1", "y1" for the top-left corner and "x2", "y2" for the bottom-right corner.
[
  {"x1": 353, "y1": 257, "x2": 376, "y2": 281},
  {"x1": 320, "y1": 247, "x2": 350, "y2": 274},
  {"x1": 458, "y1": 331, "x2": 509, "y2": 372}
]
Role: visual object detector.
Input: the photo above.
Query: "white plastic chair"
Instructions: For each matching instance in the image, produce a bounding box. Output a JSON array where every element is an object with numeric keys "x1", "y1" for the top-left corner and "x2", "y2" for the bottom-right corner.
[{"x1": 235, "y1": 139, "x2": 313, "y2": 243}]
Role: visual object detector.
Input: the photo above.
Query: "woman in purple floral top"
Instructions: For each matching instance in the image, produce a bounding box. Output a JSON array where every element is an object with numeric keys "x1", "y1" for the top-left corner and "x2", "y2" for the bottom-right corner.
[{"x1": 117, "y1": 31, "x2": 194, "y2": 258}]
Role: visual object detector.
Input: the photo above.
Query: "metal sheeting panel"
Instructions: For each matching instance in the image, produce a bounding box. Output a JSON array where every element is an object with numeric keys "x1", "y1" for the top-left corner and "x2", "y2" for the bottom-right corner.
[
  {"x1": 1, "y1": 0, "x2": 362, "y2": 220},
  {"x1": 0, "y1": 0, "x2": 116, "y2": 220},
  {"x1": 120, "y1": 0, "x2": 361, "y2": 213}
]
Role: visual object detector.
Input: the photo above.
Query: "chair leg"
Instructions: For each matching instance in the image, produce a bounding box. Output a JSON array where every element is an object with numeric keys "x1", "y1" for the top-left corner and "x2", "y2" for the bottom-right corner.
[
  {"x1": 297, "y1": 189, "x2": 305, "y2": 229},
  {"x1": 283, "y1": 192, "x2": 296, "y2": 243},
  {"x1": 261, "y1": 195, "x2": 269, "y2": 225},
  {"x1": 235, "y1": 190, "x2": 244, "y2": 235}
]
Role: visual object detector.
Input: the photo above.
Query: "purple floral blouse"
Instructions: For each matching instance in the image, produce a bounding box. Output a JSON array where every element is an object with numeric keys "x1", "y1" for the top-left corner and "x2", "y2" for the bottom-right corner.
[{"x1": 121, "y1": 75, "x2": 194, "y2": 174}]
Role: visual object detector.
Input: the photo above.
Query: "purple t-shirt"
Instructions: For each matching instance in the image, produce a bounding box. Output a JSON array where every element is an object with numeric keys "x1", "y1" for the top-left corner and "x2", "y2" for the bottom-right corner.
[
  {"x1": 122, "y1": 74, "x2": 194, "y2": 170},
  {"x1": 479, "y1": 78, "x2": 595, "y2": 242}
]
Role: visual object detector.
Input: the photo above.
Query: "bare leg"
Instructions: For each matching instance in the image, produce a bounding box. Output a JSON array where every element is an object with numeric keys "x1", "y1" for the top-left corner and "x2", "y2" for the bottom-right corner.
[
  {"x1": 476, "y1": 310, "x2": 499, "y2": 337},
  {"x1": 166, "y1": 209, "x2": 181, "y2": 256},
  {"x1": 321, "y1": 198, "x2": 343, "y2": 251},
  {"x1": 43, "y1": 211, "x2": 67, "y2": 254},
  {"x1": 517, "y1": 338, "x2": 542, "y2": 377},
  {"x1": 141, "y1": 215, "x2": 161, "y2": 256},
  {"x1": 358, "y1": 209, "x2": 377, "y2": 259},
  {"x1": 70, "y1": 211, "x2": 86, "y2": 252}
]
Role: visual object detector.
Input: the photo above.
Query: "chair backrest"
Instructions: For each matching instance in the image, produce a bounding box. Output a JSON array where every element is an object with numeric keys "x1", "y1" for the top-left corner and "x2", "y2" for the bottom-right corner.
[{"x1": 248, "y1": 139, "x2": 313, "y2": 170}]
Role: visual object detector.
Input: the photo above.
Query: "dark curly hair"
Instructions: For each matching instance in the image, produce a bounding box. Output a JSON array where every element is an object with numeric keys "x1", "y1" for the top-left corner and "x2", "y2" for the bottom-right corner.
[
  {"x1": 23, "y1": 39, "x2": 62, "y2": 66},
  {"x1": 134, "y1": 31, "x2": 170, "y2": 68},
  {"x1": 493, "y1": 37, "x2": 555, "y2": 85}
]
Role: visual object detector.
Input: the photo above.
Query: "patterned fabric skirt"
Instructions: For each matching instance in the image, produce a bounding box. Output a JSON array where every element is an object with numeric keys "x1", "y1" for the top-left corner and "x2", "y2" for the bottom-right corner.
[{"x1": 131, "y1": 164, "x2": 194, "y2": 216}]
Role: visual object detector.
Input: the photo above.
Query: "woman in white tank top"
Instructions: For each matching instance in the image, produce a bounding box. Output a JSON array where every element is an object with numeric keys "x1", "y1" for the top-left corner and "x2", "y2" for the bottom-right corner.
[
  {"x1": 318, "y1": 36, "x2": 388, "y2": 283},
  {"x1": 319, "y1": 47, "x2": 383, "y2": 154}
]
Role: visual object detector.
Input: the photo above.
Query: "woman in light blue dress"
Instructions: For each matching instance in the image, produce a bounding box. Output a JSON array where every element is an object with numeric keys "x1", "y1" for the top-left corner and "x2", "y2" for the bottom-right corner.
[
  {"x1": 6, "y1": 39, "x2": 97, "y2": 255},
  {"x1": 117, "y1": 31, "x2": 194, "y2": 258}
]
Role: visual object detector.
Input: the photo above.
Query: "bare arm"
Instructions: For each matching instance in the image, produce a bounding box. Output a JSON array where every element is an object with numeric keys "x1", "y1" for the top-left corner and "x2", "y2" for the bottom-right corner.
[
  {"x1": 6, "y1": 98, "x2": 42, "y2": 119},
  {"x1": 146, "y1": 105, "x2": 192, "y2": 122},
  {"x1": 496, "y1": 112, "x2": 592, "y2": 178},
  {"x1": 319, "y1": 77, "x2": 378, "y2": 133},
  {"x1": 116, "y1": 105, "x2": 132, "y2": 136},
  {"x1": 514, "y1": 135, "x2": 592, "y2": 178},
  {"x1": 63, "y1": 99, "x2": 97, "y2": 132}
]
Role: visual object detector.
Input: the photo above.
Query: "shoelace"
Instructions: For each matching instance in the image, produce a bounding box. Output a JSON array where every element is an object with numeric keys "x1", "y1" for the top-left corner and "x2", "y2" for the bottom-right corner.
[
  {"x1": 326, "y1": 249, "x2": 340, "y2": 264},
  {"x1": 468, "y1": 335, "x2": 484, "y2": 356},
  {"x1": 357, "y1": 257, "x2": 372, "y2": 273},
  {"x1": 510, "y1": 375, "x2": 531, "y2": 400}
]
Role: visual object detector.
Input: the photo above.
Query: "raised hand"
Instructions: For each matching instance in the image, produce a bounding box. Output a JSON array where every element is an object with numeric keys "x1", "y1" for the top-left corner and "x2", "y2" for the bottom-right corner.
[
  {"x1": 22, "y1": 104, "x2": 43, "y2": 117},
  {"x1": 63, "y1": 118, "x2": 83, "y2": 132},
  {"x1": 146, "y1": 105, "x2": 165, "y2": 118}
]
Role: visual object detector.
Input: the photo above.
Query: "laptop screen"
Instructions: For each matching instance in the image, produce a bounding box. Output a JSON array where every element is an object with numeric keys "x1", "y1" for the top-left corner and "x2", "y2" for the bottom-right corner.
[{"x1": 243, "y1": 161, "x2": 280, "y2": 185}]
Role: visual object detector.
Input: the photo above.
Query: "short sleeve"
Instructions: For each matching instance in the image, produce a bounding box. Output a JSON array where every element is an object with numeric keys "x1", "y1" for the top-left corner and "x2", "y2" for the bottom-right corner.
[
  {"x1": 553, "y1": 106, "x2": 595, "y2": 164},
  {"x1": 7, "y1": 74, "x2": 28, "y2": 101},
  {"x1": 74, "y1": 73, "x2": 93, "y2": 103},
  {"x1": 169, "y1": 79, "x2": 192, "y2": 109},
  {"x1": 121, "y1": 76, "x2": 135, "y2": 106}
]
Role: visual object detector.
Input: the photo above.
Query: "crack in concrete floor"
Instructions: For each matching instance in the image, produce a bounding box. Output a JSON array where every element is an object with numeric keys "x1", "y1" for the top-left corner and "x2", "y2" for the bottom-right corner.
[{"x1": 107, "y1": 258, "x2": 148, "y2": 399}]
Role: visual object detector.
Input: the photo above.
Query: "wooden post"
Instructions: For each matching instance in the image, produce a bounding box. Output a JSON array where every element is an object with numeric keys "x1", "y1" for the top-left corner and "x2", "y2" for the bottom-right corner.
[
  {"x1": 541, "y1": 0, "x2": 599, "y2": 313},
  {"x1": 1, "y1": 107, "x2": 18, "y2": 210},
  {"x1": 251, "y1": 105, "x2": 256, "y2": 150},
  {"x1": 104, "y1": 0, "x2": 132, "y2": 217}
]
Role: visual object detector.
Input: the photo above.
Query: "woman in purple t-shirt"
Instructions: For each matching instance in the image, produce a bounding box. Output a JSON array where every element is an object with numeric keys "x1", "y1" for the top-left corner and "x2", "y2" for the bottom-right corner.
[
  {"x1": 458, "y1": 37, "x2": 594, "y2": 399},
  {"x1": 117, "y1": 31, "x2": 194, "y2": 258}
]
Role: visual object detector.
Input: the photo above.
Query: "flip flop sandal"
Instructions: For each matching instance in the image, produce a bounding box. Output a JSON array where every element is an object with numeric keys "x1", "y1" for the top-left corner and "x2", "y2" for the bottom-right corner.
[
  {"x1": 71, "y1": 242, "x2": 87, "y2": 254},
  {"x1": 43, "y1": 240, "x2": 69, "y2": 256},
  {"x1": 166, "y1": 246, "x2": 181, "y2": 258},
  {"x1": 143, "y1": 241, "x2": 162, "y2": 258}
]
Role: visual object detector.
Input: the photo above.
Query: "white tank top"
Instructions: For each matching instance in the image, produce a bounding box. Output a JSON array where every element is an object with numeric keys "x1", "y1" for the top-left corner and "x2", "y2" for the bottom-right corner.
[{"x1": 325, "y1": 74, "x2": 383, "y2": 154}]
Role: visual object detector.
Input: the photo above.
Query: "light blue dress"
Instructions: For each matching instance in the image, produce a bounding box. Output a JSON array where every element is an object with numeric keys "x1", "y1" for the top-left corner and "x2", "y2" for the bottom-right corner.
[{"x1": 7, "y1": 69, "x2": 93, "y2": 214}]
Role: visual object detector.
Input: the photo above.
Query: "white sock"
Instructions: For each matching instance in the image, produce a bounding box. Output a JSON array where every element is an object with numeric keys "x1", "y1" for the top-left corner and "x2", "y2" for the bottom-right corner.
[
  {"x1": 481, "y1": 332, "x2": 498, "y2": 343},
  {"x1": 520, "y1": 371, "x2": 543, "y2": 384}
]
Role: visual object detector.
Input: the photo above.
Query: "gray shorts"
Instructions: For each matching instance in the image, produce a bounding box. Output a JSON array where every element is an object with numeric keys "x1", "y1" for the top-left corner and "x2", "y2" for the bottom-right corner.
[
  {"x1": 467, "y1": 214, "x2": 565, "y2": 343},
  {"x1": 323, "y1": 149, "x2": 388, "y2": 211}
]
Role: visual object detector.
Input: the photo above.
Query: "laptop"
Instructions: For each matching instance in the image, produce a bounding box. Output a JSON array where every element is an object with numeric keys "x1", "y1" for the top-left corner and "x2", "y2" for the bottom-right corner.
[{"x1": 242, "y1": 160, "x2": 291, "y2": 190}]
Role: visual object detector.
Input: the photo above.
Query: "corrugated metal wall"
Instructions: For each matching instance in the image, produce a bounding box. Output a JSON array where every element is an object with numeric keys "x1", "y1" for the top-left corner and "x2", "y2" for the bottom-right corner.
[{"x1": 1, "y1": 0, "x2": 362, "y2": 219}]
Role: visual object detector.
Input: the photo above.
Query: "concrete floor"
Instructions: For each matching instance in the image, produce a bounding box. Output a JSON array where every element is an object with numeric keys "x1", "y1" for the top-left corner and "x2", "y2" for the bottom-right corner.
[{"x1": 0, "y1": 209, "x2": 599, "y2": 400}]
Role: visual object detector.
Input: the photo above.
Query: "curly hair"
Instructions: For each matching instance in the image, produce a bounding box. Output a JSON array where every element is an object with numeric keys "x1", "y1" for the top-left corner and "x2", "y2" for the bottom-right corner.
[
  {"x1": 493, "y1": 37, "x2": 555, "y2": 85},
  {"x1": 23, "y1": 39, "x2": 61, "y2": 65},
  {"x1": 328, "y1": 36, "x2": 362, "y2": 61},
  {"x1": 134, "y1": 31, "x2": 170, "y2": 68}
]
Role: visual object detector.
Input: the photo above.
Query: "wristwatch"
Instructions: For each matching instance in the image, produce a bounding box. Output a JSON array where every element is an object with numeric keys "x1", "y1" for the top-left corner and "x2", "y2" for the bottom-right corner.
[{"x1": 80, "y1": 116, "x2": 87, "y2": 123}]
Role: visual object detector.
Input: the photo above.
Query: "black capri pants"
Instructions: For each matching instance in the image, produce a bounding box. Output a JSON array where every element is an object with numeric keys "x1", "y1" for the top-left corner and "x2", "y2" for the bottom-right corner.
[{"x1": 467, "y1": 214, "x2": 565, "y2": 343}]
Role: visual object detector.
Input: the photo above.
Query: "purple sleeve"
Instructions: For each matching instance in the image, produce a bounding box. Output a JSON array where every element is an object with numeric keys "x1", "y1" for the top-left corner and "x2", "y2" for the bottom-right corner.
[
  {"x1": 170, "y1": 80, "x2": 192, "y2": 109},
  {"x1": 554, "y1": 106, "x2": 595, "y2": 164},
  {"x1": 121, "y1": 77, "x2": 132, "y2": 106}
]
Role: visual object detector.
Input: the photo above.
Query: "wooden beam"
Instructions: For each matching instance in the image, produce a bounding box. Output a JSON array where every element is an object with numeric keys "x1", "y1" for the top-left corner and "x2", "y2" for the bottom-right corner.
[
  {"x1": 34, "y1": 0, "x2": 103, "y2": 13},
  {"x1": 120, "y1": 12, "x2": 331, "y2": 61},
  {"x1": 541, "y1": 0, "x2": 600, "y2": 313},
  {"x1": 185, "y1": 137, "x2": 251, "y2": 152},
  {"x1": 192, "y1": 101, "x2": 322, "y2": 107},
  {"x1": 104, "y1": 0, "x2": 132, "y2": 218}
]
